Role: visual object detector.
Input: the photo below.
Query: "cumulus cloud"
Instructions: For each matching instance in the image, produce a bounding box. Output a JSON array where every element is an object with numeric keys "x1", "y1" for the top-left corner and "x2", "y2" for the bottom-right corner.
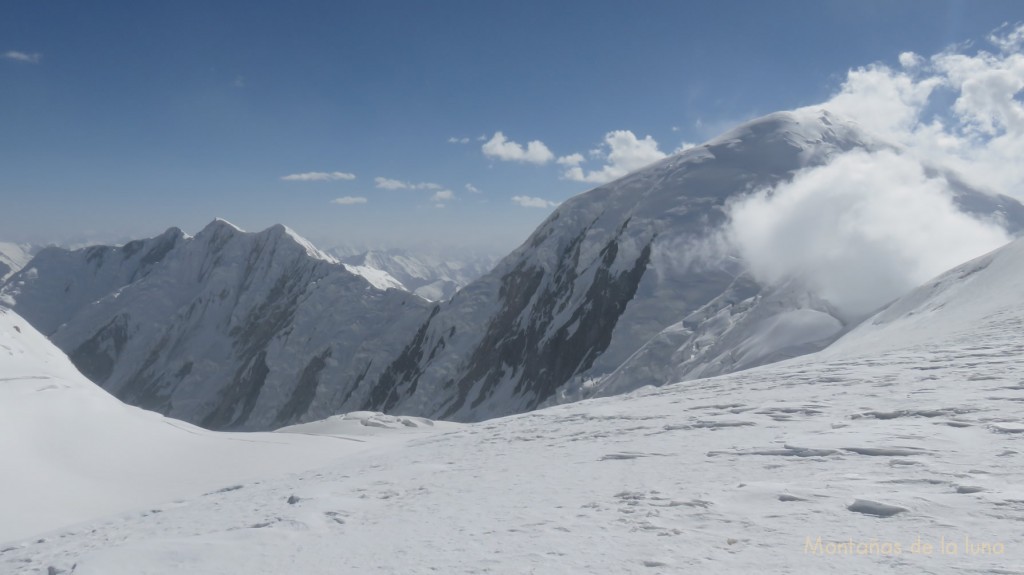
[
  {"x1": 2, "y1": 51, "x2": 41, "y2": 64},
  {"x1": 282, "y1": 171, "x2": 355, "y2": 181},
  {"x1": 330, "y1": 196, "x2": 367, "y2": 205},
  {"x1": 561, "y1": 131, "x2": 667, "y2": 184},
  {"x1": 432, "y1": 190, "x2": 455, "y2": 202},
  {"x1": 512, "y1": 195, "x2": 559, "y2": 209},
  {"x1": 482, "y1": 132, "x2": 555, "y2": 164},
  {"x1": 374, "y1": 177, "x2": 442, "y2": 190},
  {"x1": 556, "y1": 153, "x2": 584, "y2": 166},
  {"x1": 813, "y1": 23, "x2": 1024, "y2": 200},
  {"x1": 726, "y1": 149, "x2": 1010, "y2": 319},
  {"x1": 898, "y1": 51, "x2": 923, "y2": 69}
]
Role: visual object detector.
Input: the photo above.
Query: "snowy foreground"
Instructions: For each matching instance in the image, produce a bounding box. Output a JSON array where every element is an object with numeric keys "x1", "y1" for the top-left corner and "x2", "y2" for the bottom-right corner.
[{"x1": 4, "y1": 242, "x2": 1024, "y2": 573}]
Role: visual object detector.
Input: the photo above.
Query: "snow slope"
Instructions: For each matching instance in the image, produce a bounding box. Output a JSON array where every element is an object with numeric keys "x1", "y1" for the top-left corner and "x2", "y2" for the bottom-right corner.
[
  {"x1": 340, "y1": 263, "x2": 407, "y2": 292},
  {"x1": 361, "y1": 109, "x2": 1024, "y2": 422},
  {"x1": 1, "y1": 220, "x2": 431, "y2": 430},
  {"x1": 826, "y1": 236, "x2": 1024, "y2": 358},
  {"x1": 0, "y1": 306, "x2": 451, "y2": 543},
  {"x1": 5, "y1": 237, "x2": 1024, "y2": 573}
]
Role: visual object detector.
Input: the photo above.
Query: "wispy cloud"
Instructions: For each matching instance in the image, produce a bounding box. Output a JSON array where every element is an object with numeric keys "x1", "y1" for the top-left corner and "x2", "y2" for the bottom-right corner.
[
  {"x1": 512, "y1": 195, "x2": 559, "y2": 209},
  {"x1": 448, "y1": 136, "x2": 470, "y2": 144},
  {"x1": 2, "y1": 51, "x2": 41, "y2": 64},
  {"x1": 482, "y1": 132, "x2": 554, "y2": 164},
  {"x1": 330, "y1": 196, "x2": 368, "y2": 205},
  {"x1": 432, "y1": 190, "x2": 455, "y2": 202},
  {"x1": 465, "y1": 183, "x2": 481, "y2": 193},
  {"x1": 282, "y1": 171, "x2": 356, "y2": 181},
  {"x1": 374, "y1": 177, "x2": 442, "y2": 190}
]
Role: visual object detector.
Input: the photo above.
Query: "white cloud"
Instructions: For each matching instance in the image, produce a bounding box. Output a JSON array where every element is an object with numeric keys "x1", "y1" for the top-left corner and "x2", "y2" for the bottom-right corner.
[
  {"x1": 465, "y1": 183, "x2": 481, "y2": 193},
  {"x1": 810, "y1": 23, "x2": 1024, "y2": 200},
  {"x1": 726, "y1": 149, "x2": 1010, "y2": 319},
  {"x1": 374, "y1": 177, "x2": 442, "y2": 190},
  {"x1": 2, "y1": 51, "x2": 41, "y2": 64},
  {"x1": 482, "y1": 132, "x2": 555, "y2": 164},
  {"x1": 989, "y1": 22, "x2": 1024, "y2": 53},
  {"x1": 282, "y1": 171, "x2": 356, "y2": 181},
  {"x1": 448, "y1": 136, "x2": 470, "y2": 144},
  {"x1": 511, "y1": 195, "x2": 559, "y2": 209},
  {"x1": 330, "y1": 196, "x2": 368, "y2": 205},
  {"x1": 556, "y1": 153, "x2": 584, "y2": 166},
  {"x1": 432, "y1": 190, "x2": 455, "y2": 202},
  {"x1": 374, "y1": 177, "x2": 407, "y2": 190},
  {"x1": 561, "y1": 131, "x2": 667, "y2": 184},
  {"x1": 898, "y1": 51, "x2": 923, "y2": 69}
]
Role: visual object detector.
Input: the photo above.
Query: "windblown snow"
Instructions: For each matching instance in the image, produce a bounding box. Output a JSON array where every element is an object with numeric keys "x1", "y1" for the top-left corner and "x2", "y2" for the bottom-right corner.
[{"x1": 3, "y1": 236, "x2": 1024, "y2": 573}]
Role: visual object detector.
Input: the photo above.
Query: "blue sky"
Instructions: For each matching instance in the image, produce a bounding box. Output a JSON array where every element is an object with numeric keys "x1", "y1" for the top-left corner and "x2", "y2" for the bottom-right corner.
[{"x1": 2, "y1": 0, "x2": 1022, "y2": 251}]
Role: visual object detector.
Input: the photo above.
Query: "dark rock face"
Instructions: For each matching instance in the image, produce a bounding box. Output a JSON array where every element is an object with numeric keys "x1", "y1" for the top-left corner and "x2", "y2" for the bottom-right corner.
[
  {"x1": 68, "y1": 315, "x2": 129, "y2": 383},
  {"x1": 454, "y1": 236, "x2": 652, "y2": 417},
  {"x1": 275, "y1": 348, "x2": 332, "y2": 427},
  {"x1": 202, "y1": 350, "x2": 271, "y2": 429}
]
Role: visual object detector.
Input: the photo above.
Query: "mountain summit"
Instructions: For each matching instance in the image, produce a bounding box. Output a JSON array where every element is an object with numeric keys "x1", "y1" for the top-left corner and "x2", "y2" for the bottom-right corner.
[{"x1": 358, "y1": 109, "x2": 1024, "y2": 421}]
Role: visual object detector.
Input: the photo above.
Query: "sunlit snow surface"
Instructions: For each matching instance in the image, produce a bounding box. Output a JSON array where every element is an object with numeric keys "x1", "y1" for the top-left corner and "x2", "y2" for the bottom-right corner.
[{"x1": 4, "y1": 240, "x2": 1024, "y2": 573}]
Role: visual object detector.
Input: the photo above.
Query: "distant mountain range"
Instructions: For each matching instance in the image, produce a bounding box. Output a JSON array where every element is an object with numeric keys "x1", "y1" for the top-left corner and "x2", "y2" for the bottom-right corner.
[{"x1": 331, "y1": 248, "x2": 501, "y2": 302}]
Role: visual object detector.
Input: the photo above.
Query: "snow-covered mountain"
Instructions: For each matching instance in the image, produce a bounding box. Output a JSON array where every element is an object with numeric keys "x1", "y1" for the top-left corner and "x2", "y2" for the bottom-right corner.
[
  {"x1": 0, "y1": 242, "x2": 36, "y2": 282},
  {"x1": 360, "y1": 109, "x2": 1024, "y2": 421},
  {"x1": 1, "y1": 220, "x2": 431, "y2": 430},
  {"x1": 6, "y1": 236, "x2": 1024, "y2": 574},
  {"x1": 333, "y1": 247, "x2": 501, "y2": 301},
  {"x1": 6, "y1": 110, "x2": 1022, "y2": 431}
]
